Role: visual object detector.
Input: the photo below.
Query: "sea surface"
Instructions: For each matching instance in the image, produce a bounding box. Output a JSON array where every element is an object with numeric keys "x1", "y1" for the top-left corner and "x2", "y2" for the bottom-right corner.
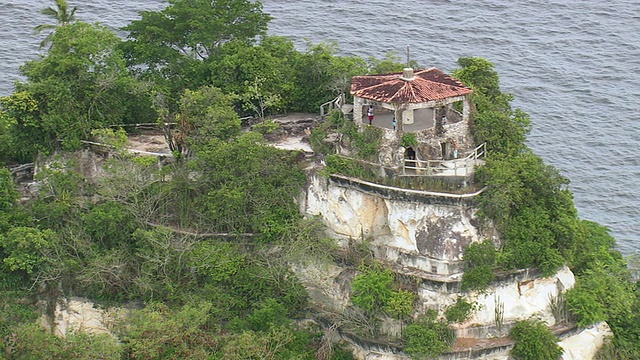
[{"x1": 0, "y1": 0, "x2": 638, "y2": 255}]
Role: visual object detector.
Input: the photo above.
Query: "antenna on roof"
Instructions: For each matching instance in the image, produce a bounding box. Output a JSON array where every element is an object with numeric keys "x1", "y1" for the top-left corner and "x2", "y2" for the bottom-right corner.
[
  {"x1": 406, "y1": 45, "x2": 410, "y2": 67},
  {"x1": 400, "y1": 45, "x2": 415, "y2": 81}
]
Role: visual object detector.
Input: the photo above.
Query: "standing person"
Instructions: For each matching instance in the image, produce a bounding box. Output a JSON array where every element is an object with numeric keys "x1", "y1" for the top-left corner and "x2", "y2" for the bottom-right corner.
[
  {"x1": 392, "y1": 115, "x2": 397, "y2": 131},
  {"x1": 367, "y1": 105, "x2": 374, "y2": 125}
]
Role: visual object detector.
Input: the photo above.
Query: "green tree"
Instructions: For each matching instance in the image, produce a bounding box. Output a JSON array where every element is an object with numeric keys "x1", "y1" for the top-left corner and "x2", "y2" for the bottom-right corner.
[
  {"x1": 122, "y1": 0, "x2": 272, "y2": 106},
  {"x1": 0, "y1": 227, "x2": 57, "y2": 275},
  {"x1": 367, "y1": 52, "x2": 419, "y2": 74},
  {"x1": 27, "y1": 160, "x2": 89, "y2": 230},
  {"x1": 452, "y1": 57, "x2": 530, "y2": 156},
  {"x1": 0, "y1": 168, "x2": 20, "y2": 214},
  {"x1": 82, "y1": 201, "x2": 138, "y2": 249},
  {"x1": 475, "y1": 150, "x2": 575, "y2": 275},
  {"x1": 125, "y1": 0, "x2": 270, "y2": 60},
  {"x1": 189, "y1": 131, "x2": 305, "y2": 238},
  {"x1": 207, "y1": 37, "x2": 298, "y2": 113},
  {"x1": 566, "y1": 266, "x2": 635, "y2": 327},
  {"x1": 173, "y1": 85, "x2": 241, "y2": 157},
  {"x1": 290, "y1": 41, "x2": 367, "y2": 111},
  {"x1": 34, "y1": 0, "x2": 78, "y2": 49},
  {"x1": 16, "y1": 22, "x2": 145, "y2": 155},
  {"x1": 0, "y1": 91, "x2": 40, "y2": 161}
]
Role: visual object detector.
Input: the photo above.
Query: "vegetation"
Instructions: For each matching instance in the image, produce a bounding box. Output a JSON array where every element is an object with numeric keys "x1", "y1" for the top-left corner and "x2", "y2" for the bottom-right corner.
[
  {"x1": 400, "y1": 133, "x2": 418, "y2": 148},
  {"x1": 402, "y1": 311, "x2": 455, "y2": 359},
  {"x1": 350, "y1": 264, "x2": 394, "y2": 314},
  {"x1": 455, "y1": 57, "x2": 640, "y2": 358},
  {"x1": 34, "y1": 0, "x2": 78, "y2": 48},
  {"x1": 0, "y1": 0, "x2": 637, "y2": 359},
  {"x1": 460, "y1": 240, "x2": 497, "y2": 291},
  {"x1": 509, "y1": 319, "x2": 563, "y2": 360},
  {"x1": 444, "y1": 297, "x2": 477, "y2": 324}
]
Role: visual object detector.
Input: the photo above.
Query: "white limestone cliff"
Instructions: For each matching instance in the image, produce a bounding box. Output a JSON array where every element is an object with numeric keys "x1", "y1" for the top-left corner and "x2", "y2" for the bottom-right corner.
[{"x1": 299, "y1": 171, "x2": 611, "y2": 359}]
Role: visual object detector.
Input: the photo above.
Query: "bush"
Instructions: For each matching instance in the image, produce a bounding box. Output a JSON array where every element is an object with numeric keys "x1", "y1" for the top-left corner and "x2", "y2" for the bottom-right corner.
[
  {"x1": 350, "y1": 264, "x2": 394, "y2": 314},
  {"x1": 461, "y1": 265, "x2": 495, "y2": 292},
  {"x1": 509, "y1": 319, "x2": 563, "y2": 360},
  {"x1": 310, "y1": 127, "x2": 332, "y2": 155},
  {"x1": 445, "y1": 297, "x2": 476, "y2": 324},
  {"x1": 464, "y1": 240, "x2": 496, "y2": 268},
  {"x1": 324, "y1": 155, "x2": 370, "y2": 179},
  {"x1": 252, "y1": 119, "x2": 279, "y2": 134},
  {"x1": 403, "y1": 312, "x2": 455, "y2": 358},
  {"x1": 343, "y1": 122, "x2": 382, "y2": 161},
  {"x1": 384, "y1": 289, "x2": 416, "y2": 320},
  {"x1": 461, "y1": 240, "x2": 496, "y2": 291},
  {"x1": 82, "y1": 201, "x2": 138, "y2": 249},
  {"x1": 400, "y1": 133, "x2": 418, "y2": 148}
]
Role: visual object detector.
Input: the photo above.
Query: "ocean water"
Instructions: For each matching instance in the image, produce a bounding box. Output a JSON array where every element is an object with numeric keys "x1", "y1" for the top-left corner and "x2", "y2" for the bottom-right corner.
[{"x1": 0, "y1": 0, "x2": 638, "y2": 255}]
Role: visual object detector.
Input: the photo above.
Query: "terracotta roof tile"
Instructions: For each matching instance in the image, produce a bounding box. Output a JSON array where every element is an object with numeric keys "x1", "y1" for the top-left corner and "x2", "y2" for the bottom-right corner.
[{"x1": 350, "y1": 68, "x2": 472, "y2": 104}]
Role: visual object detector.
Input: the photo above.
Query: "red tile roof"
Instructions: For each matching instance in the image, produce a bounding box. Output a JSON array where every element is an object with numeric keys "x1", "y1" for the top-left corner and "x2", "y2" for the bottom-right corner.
[{"x1": 350, "y1": 68, "x2": 472, "y2": 104}]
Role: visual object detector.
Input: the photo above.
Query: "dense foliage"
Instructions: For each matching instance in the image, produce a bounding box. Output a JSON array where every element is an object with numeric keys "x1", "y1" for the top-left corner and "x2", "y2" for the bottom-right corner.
[
  {"x1": 509, "y1": 319, "x2": 563, "y2": 360},
  {"x1": 456, "y1": 57, "x2": 640, "y2": 358},
  {"x1": 402, "y1": 311, "x2": 455, "y2": 359},
  {"x1": 0, "y1": 0, "x2": 638, "y2": 358},
  {"x1": 0, "y1": 2, "x2": 350, "y2": 357},
  {"x1": 460, "y1": 239, "x2": 496, "y2": 291}
]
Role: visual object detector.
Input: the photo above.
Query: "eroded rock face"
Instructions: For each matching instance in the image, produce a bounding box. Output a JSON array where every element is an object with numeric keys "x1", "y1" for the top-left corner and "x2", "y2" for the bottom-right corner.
[
  {"x1": 349, "y1": 321, "x2": 613, "y2": 360},
  {"x1": 559, "y1": 322, "x2": 613, "y2": 360},
  {"x1": 438, "y1": 267, "x2": 576, "y2": 331},
  {"x1": 41, "y1": 297, "x2": 123, "y2": 338},
  {"x1": 302, "y1": 173, "x2": 483, "y2": 274},
  {"x1": 299, "y1": 173, "x2": 610, "y2": 359}
]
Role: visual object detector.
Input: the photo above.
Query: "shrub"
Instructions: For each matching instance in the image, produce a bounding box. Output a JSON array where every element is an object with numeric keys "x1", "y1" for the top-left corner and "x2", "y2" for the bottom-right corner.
[
  {"x1": 509, "y1": 319, "x2": 563, "y2": 360},
  {"x1": 343, "y1": 122, "x2": 382, "y2": 161},
  {"x1": 461, "y1": 240, "x2": 496, "y2": 291},
  {"x1": 384, "y1": 289, "x2": 416, "y2": 320},
  {"x1": 82, "y1": 201, "x2": 138, "y2": 249},
  {"x1": 310, "y1": 127, "x2": 332, "y2": 155},
  {"x1": 464, "y1": 240, "x2": 496, "y2": 268},
  {"x1": 445, "y1": 297, "x2": 477, "y2": 324},
  {"x1": 351, "y1": 264, "x2": 394, "y2": 314},
  {"x1": 252, "y1": 119, "x2": 279, "y2": 134},
  {"x1": 323, "y1": 155, "x2": 369, "y2": 179},
  {"x1": 461, "y1": 265, "x2": 495, "y2": 291},
  {"x1": 403, "y1": 312, "x2": 455, "y2": 358},
  {"x1": 400, "y1": 133, "x2": 418, "y2": 148}
]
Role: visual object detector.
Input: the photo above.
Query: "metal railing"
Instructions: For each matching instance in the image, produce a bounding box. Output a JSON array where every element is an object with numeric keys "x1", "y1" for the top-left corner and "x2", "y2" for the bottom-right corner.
[
  {"x1": 403, "y1": 143, "x2": 486, "y2": 176},
  {"x1": 320, "y1": 94, "x2": 346, "y2": 118}
]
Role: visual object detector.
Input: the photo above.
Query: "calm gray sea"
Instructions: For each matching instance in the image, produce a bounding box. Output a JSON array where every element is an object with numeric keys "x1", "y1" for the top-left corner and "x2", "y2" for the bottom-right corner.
[{"x1": 0, "y1": 0, "x2": 638, "y2": 255}]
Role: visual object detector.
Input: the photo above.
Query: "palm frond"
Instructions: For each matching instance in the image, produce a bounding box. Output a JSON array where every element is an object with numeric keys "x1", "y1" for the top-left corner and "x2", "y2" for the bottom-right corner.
[
  {"x1": 34, "y1": 23, "x2": 56, "y2": 34},
  {"x1": 40, "y1": 7, "x2": 58, "y2": 17}
]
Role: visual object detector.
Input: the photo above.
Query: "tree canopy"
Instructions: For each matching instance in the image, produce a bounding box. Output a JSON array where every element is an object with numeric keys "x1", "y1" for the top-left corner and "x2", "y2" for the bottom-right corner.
[
  {"x1": 34, "y1": 0, "x2": 78, "y2": 48},
  {"x1": 0, "y1": 1, "x2": 638, "y2": 359}
]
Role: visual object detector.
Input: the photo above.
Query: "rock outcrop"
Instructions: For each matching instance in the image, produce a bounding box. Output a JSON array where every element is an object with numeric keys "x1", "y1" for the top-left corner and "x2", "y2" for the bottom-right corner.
[{"x1": 298, "y1": 170, "x2": 612, "y2": 359}]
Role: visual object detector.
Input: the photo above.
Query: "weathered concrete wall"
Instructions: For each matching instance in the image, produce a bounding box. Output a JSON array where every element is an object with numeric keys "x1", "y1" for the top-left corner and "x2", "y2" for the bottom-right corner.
[
  {"x1": 346, "y1": 322, "x2": 612, "y2": 360},
  {"x1": 347, "y1": 117, "x2": 475, "y2": 170},
  {"x1": 420, "y1": 266, "x2": 575, "y2": 331},
  {"x1": 302, "y1": 172, "x2": 485, "y2": 275}
]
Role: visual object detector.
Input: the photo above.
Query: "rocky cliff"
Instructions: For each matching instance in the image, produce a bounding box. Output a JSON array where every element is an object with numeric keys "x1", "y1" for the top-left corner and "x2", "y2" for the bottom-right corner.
[{"x1": 298, "y1": 170, "x2": 612, "y2": 359}]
